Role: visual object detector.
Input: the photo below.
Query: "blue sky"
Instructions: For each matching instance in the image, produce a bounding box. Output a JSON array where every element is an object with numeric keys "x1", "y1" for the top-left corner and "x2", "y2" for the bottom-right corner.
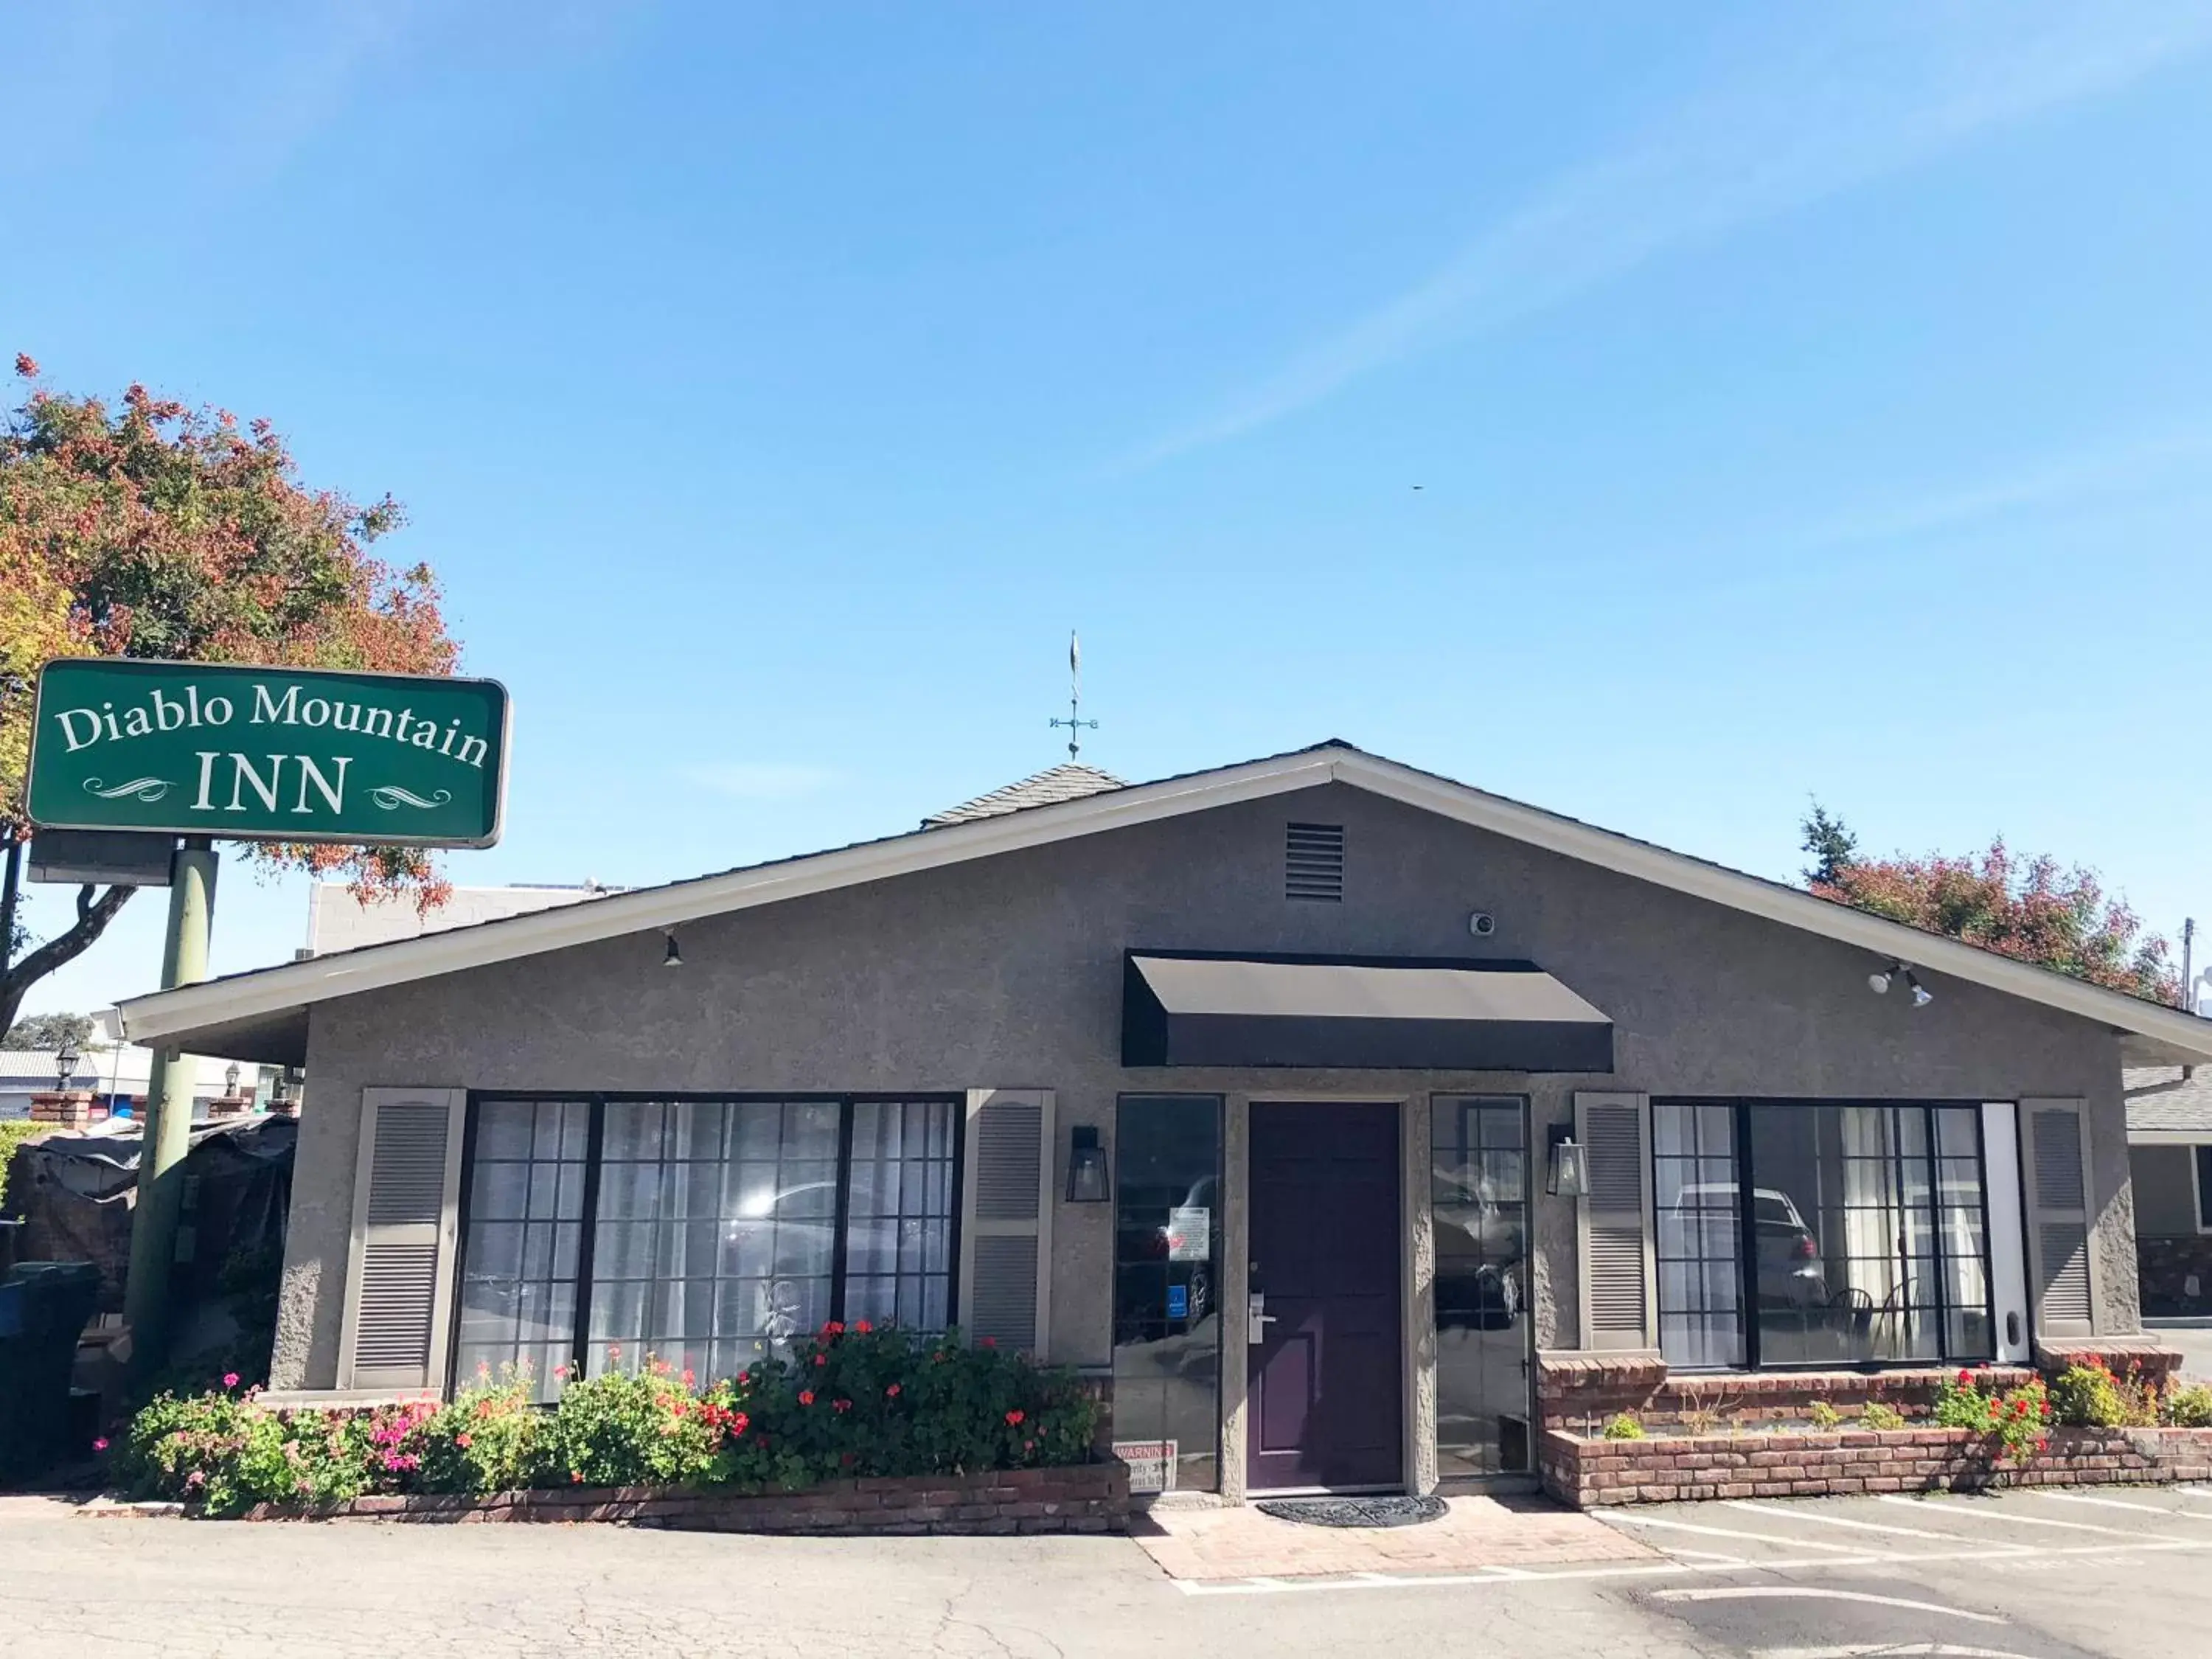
[{"x1": 9, "y1": 1, "x2": 2212, "y2": 1018}]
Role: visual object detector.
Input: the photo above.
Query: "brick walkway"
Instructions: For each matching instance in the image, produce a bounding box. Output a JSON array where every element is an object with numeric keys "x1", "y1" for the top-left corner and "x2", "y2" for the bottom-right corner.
[{"x1": 1129, "y1": 1492, "x2": 1656, "y2": 1581}]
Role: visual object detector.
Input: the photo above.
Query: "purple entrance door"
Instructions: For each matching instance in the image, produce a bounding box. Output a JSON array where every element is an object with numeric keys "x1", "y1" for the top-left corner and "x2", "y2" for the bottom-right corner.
[{"x1": 1246, "y1": 1102, "x2": 1403, "y2": 1492}]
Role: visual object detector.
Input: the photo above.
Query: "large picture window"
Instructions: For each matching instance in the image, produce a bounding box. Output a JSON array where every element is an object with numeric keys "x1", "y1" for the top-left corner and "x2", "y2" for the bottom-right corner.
[
  {"x1": 454, "y1": 1095, "x2": 961, "y2": 1399},
  {"x1": 1653, "y1": 1100, "x2": 1996, "y2": 1371}
]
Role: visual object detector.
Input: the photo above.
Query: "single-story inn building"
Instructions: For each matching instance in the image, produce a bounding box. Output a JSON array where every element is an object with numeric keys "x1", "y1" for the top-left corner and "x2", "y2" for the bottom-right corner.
[{"x1": 117, "y1": 741, "x2": 2212, "y2": 1499}]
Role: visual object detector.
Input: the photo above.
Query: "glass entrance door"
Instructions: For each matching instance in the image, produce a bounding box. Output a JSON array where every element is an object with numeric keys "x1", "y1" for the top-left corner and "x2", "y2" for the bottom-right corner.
[{"x1": 1430, "y1": 1096, "x2": 1532, "y2": 1476}]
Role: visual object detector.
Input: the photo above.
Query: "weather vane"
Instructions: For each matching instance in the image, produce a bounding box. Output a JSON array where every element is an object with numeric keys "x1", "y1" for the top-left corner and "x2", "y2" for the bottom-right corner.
[{"x1": 1047, "y1": 630, "x2": 1098, "y2": 759}]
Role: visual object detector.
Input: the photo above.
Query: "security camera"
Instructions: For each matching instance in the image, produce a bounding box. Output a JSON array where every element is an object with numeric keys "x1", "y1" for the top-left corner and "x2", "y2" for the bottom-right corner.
[{"x1": 1469, "y1": 911, "x2": 1496, "y2": 937}]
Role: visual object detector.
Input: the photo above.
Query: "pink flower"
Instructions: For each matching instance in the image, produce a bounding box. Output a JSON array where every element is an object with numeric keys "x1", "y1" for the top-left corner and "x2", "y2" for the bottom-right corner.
[
  {"x1": 1005, "y1": 1410, "x2": 1025, "y2": 1426},
  {"x1": 886, "y1": 1384, "x2": 901, "y2": 1398},
  {"x1": 92, "y1": 1437, "x2": 109, "y2": 1453},
  {"x1": 223, "y1": 1372, "x2": 241, "y2": 1389},
  {"x1": 453, "y1": 1433, "x2": 472, "y2": 1450}
]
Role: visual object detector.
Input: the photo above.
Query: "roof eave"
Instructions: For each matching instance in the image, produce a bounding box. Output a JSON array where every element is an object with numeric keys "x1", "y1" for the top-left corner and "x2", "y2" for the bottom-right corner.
[{"x1": 119, "y1": 740, "x2": 2212, "y2": 1066}]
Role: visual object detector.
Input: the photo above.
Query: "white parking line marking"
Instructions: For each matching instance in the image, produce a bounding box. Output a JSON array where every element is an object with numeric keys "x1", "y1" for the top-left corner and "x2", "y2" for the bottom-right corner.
[
  {"x1": 1717, "y1": 1501, "x2": 1989, "y2": 1543},
  {"x1": 1650, "y1": 1585, "x2": 2006, "y2": 1624},
  {"x1": 1754, "y1": 1645, "x2": 2042, "y2": 1658},
  {"x1": 1601, "y1": 1513, "x2": 1871, "y2": 1554},
  {"x1": 2030, "y1": 1491, "x2": 2208, "y2": 1519},
  {"x1": 1871, "y1": 1495, "x2": 2162, "y2": 1538},
  {"x1": 1168, "y1": 1533, "x2": 2212, "y2": 1595},
  {"x1": 1663, "y1": 1547, "x2": 1755, "y2": 1564}
]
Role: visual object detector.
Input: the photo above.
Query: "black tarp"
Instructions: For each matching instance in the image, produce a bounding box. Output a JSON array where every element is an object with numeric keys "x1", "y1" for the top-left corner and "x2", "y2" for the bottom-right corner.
[{"x1": 0, "y1": 1116, "x2": 295, "y2": 1314}]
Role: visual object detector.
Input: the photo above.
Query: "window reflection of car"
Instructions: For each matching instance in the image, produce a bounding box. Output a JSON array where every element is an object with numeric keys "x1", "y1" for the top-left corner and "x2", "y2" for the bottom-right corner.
[
  {"x1": 1437, "y1": 1260, "x2": 1523, "y2": 1332},
  {"x1": 726, "y1": 1180, "x2": 841, "y2": 1340},
  {"x1": 1673, "y1": 1183, "x2": 1827, "y2": 1307}
]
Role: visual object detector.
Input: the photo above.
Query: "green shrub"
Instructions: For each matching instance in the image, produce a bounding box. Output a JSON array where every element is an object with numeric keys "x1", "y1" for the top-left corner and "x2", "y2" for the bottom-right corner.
[
  {"x1": 2163, "y1": 1383, "x2": 2212, "y2": 1428},
  {"x1": 0, "y1": 1119, "x2": 52, "y2": 1211},
  {"x1": 2048, "y1": 1363, "x2": 2135, "y2": 1428},
  {"x1": 1860, "y1": 1402, "x2": 1907, "y2": 1431},
  {"x1": 114, "y1": 1322, "x2": 1102, "y2": 1512},
  {"x1": 1601, "y1": 1412, "x2": 1645, "y2": 1441},
  {"x1": 417, "y1": 1366, "x2": 540, "y2": 1493},
  {"x1": 538, "y1": 1358, "x2": 723, "y2": 1488},
  {"x1": 1931, "y1": 1370, "x2": 2048, "y2": 1462},
  {"x1": 1806, "y1": 1400, "x2": 1841, "y2": 1430}
]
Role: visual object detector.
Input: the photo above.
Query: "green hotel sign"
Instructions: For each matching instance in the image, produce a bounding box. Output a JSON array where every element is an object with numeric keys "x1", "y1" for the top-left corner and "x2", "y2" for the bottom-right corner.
[{"x1": 26, "y1": 658, "x2": 509, "y2": 847}]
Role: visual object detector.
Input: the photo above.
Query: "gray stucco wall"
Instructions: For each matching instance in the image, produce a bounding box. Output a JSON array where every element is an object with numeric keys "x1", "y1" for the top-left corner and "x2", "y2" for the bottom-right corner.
[
  {"x1": 274, "y1": 781, "x2": 2137, "y2": 1389},
  {"x1": 2131, "y1": 1144, "x2": 2202, "y2": 1237}
]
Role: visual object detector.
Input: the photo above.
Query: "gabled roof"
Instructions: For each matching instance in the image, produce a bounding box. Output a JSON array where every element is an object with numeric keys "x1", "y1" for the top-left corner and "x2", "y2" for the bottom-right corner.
[
  {"x1": 921, "y1": 762, "x2": 1127, "y2": 827},
  {"x1": 116, "y1": 740, "x2": 2212, "y2": 1066},
  {"x1": 2126, "y1": 1067, "x2": 2212, "y2": 1138}
]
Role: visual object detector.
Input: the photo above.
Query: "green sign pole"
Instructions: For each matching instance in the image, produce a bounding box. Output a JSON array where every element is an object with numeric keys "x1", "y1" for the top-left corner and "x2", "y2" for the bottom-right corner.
[{"x1": 121, "y1": 837, "x2": 217, "y2": 1378}]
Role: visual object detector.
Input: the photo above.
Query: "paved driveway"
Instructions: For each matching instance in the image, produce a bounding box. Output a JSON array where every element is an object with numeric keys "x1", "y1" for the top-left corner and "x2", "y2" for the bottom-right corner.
[{"x1": 10, "y1": 1486, "x2": 2212, "y2": 1657}]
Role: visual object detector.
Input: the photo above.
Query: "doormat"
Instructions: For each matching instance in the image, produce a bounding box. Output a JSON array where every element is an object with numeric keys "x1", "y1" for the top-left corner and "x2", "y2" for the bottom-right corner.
[{"x1": 1252, "y1": 1495, "x2": 1447, "y2": 1528}]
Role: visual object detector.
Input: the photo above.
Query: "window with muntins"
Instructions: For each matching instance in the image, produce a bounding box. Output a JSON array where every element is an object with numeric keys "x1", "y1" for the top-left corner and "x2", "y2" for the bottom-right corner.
[
  {"x1": 1652, "y1": 1100, "x2": 1996, "y2": 1371},
  {"x1": 453, "y1": 1095, "x2": 961, "y2": 1400}
]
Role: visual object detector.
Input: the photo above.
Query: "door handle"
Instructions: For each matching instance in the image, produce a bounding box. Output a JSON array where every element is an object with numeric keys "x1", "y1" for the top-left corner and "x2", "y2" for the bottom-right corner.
[{"x1": 1247, "y1": 1294, "x2": 1276, "y2": 1343}]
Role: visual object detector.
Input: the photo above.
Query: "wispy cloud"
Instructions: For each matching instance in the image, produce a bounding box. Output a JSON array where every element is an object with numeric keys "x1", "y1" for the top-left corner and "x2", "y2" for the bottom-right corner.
[
  {"x1": 1804, "y1": 425, "x2": 2212, "y2": 551},
  {"x1": 1126, "y1": 4, "x2": 2212, "y2": 467},
  {"x1": 681, "y1": 762, "x2": 839, "y2": 802}
]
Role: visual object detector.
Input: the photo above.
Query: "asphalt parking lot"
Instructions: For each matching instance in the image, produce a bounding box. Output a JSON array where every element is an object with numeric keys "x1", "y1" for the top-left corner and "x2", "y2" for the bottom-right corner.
[{"x1": 7, "y1": 1484, "x2": 2212, "y2": 1657}]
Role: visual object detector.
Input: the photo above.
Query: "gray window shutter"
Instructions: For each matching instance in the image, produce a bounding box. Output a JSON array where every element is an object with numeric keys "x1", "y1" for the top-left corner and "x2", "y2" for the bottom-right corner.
[
  {"x1": 338, "y1": 1088, "x2": 467, "y2": 1392},
  {"x1": 959, "y1": 1088, "x2": 1056, "y2": 1359},
  {"x1": 2022, "y1": 1096, "x2": 2095, "y2": 1338},
  {"x1": 1575, "y1": 1091, "x2": 1655, "y2": 1352}
]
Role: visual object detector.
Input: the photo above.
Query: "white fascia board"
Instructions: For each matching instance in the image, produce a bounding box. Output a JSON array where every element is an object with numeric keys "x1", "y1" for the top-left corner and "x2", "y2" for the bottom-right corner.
[
  {"x1": 1332, "y1": 751, "x2": 2212, "y2": 1062},
  {"x1": 116, "y1": 751, "x2": 1340, "y2": 1044},
  {"x1": 2128, "y1": 1130, "x2": 2212, "y2": 1147}
]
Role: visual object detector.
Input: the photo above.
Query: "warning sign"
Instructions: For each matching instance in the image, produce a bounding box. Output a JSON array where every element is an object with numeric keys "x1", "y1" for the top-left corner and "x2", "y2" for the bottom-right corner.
[
  {"x1": 1166, "y1": 1206, "x2": 1210, "y2": 1262},
  {"x1": 1113, "y1": 1439, "x2": 1179, "y2": 1494}
]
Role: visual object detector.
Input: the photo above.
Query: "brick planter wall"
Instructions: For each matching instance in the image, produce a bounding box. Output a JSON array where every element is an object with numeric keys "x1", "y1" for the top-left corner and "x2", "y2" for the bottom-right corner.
[
  {"x1": 227, "y1": 1461, "x2": 1129, "y2": 1534},
  {"x1": 1536, "y1": 1352, "x2": 2034, "y2": 1433},
  {"x1": 1539, "y1": 1425, "x2": 2212, "y2": 1509}
]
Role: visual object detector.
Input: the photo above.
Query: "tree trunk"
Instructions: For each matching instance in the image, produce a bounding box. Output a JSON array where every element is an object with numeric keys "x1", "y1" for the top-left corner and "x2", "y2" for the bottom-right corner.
[{"x1": 0, "y1": 883, "x2": 136, "y2": 1037}]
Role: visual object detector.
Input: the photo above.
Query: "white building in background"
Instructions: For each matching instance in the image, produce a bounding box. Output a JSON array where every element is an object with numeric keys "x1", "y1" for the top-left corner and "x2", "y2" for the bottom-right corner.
[
  {"x1": 305, "y1": 880, "x2": 621, "y2": 957},
  {"x1": 0, "y1": 1012, "x2": 248, "y2": 1121}
]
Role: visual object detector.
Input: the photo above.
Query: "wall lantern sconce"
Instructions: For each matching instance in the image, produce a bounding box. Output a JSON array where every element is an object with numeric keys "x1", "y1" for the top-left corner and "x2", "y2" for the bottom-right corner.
[
  {"x1": 662, "y1": 930, "x2": 684, "y2": 968},
  {"x1": 54, "y1": 1039, "x2": 81, "y2": 1092},
  {"x1": 1546, "y1": 1124, "x2": 1589, "y2": 1199},
  {"x1": 1065, "y1": 1124, "x2": 1110, "y2": 1203}
]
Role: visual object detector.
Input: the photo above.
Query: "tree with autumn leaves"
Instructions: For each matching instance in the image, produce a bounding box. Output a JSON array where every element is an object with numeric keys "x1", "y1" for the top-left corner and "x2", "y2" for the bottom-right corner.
[
  {"x1": 1801, "y1": 803, "x2": 2180, "y2": 1004},
  {"x1": 1, "y1": 354, "x2": 456, "y2": 1034}
]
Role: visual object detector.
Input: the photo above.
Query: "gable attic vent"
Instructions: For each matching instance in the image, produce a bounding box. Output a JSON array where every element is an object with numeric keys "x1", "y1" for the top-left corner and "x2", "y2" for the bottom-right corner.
[{"x1": 1285, "y1": 822, "x2": 1346, "y2": 902}]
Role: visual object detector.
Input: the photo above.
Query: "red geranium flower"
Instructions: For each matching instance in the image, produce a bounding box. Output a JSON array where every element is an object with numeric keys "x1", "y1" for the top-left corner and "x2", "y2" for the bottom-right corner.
[
  {"x1": 886, "y1": 1383, "x2": 901, "y2": 1398},
  {"x1": 822, "y1": 1321, "x2": 845, "y2": 1337},
  {"x1": 814, "y1": 1354, "x2": 827, "y2": 1367},
  {"x1": 832, "y1": 1399, "x2": 852, "y2": 1413},
  {"x1": 852, "y1": 1320, "x2": 872, "y2": 1334},
  {"x1": 1005, "y1": 1410, "x2": 1025, "y2": 1426},
  {"x1": 799, "y1": 1391, "x2": 815, "y2": 1406}
]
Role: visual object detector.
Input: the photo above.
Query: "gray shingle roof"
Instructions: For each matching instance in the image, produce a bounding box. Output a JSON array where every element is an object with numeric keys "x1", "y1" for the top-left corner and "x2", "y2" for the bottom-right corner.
[
  {"x1": 921, "y1": 762, "x2": 1127, "y2": 827},
  {"x1": 2126, "y1": 1066, "x2": 2212, "y2": 1135}
]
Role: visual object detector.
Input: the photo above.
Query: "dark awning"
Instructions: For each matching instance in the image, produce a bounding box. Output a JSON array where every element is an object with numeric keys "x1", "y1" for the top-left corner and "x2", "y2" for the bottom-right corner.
[{"x1": 1121, "y1": 952, "x2": 1613, "y2": 1072}]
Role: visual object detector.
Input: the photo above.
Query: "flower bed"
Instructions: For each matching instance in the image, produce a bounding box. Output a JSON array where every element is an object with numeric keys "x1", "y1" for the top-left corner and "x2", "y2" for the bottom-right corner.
[
  {"x1": 109, "y1": 1322, "x2": 1110, "y2": 1530},
  {"x1": 1540, "y1": 1423, "x2": 2212, "y2": 1508}
]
